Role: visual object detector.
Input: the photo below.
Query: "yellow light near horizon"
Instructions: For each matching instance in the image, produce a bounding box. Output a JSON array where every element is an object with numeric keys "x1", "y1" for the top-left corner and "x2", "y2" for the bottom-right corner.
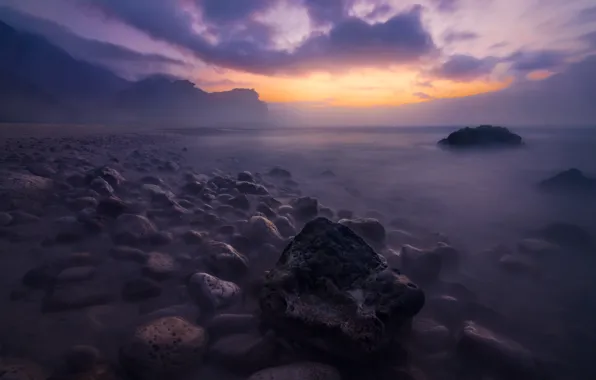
[{"x1": 194, "y1": 66, "x2": 513, "y2": 107}]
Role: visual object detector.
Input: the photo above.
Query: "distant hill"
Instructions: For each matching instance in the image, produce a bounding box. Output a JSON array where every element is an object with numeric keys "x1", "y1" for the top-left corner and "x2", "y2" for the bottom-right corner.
[{"x1": 0, "y1": 20, "x2": 268, "y2": 126}]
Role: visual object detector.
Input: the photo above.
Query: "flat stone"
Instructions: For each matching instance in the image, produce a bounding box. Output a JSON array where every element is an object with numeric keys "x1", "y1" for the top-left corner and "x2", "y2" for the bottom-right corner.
[
  {"x1": 202, "y1": 241, "x2": 249, "y2": 281},
  {"x1": 0, "y1": 211, "x2": 13, "y2": 226},
  {"x1": 43, "y1": 283, "x2": 113, "y2": 312},
  {"x1": 188, "y1": 272, "x2": 242, "y2": 311},
  {"x1": 143, "y1": 252, "x2": 177, "y2": 280},
  {"x1": 208, "y1": 332, "x2": 279, "y2": 374},
  {"x1": 110, "y1": 246, "x2": 148, "y2": 263},
  {"x1": 122, "y1": 278, "x2": 162, "y2": 302},
  {"x1": 56, "y1": 266, "x2": 96, "y2": 283}
]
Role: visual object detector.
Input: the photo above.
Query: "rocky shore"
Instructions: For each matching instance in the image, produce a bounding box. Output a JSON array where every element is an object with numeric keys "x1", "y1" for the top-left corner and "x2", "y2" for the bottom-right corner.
[{"x1": 0, "y1": 129, "x2": 591, "y2": 380}]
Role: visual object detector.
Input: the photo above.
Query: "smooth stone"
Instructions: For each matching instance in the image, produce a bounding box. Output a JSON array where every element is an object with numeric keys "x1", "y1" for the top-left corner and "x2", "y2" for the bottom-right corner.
[
  {"x1": 122, "y1": 278, "x2": 162, "y2": 302},
  {"x1": 89, "y1": 177, "x2": 113, "y2": 197},
  {"x1": 244, "y1": 216, "x2": 284, "y2": 246},
  {"x1": 518, "y1": 238, "x2": 560, "y2": 256},
  {"x1": 96, "y1": 196, "x2": 130, "y2": 218},
  {"x1": 208, "y1": 332, "x2": 279, "y2": 374},
  {"x1": 267, "y1": 167, "x2": 292, "y2": 178},
  {"x1": 110, "y1": 246, "x2": 148, "y2": 263},
  {"x1": 229, "y1": 194, "x2": 251, "y2": 210},
  {"x1": 411, "y1": 318, "x2": 452, "y2": 353},
  {"x1": 237, "y1": 171, "x2": 254, "y2": 182},
  {"x1": 113, "y1": 214, "x2": 157, "y2": 245},
  {"x1": 56, "y1": 266, "x2": 96, "y2": 283},
  {"x1": 248, "y1": 362, "x2": 341, "y2": 380},
  {"x1": 143, "y1": 252, "x2": 177, "y2": 280},
  {"x1": 0, "y1": 212, "x2": 13, "y2": 226},
  {"x1": 183, "y1": 230, "x2": 207, "y2": 245},
  {"x1": 499, "y1": 254, "x2": 534, "y2": 274},
  {"x1": 400, "y1": 244, "x2": 443, "y2": 284},
  {"x1": 289, "y1": 197, "x2": 318, "y2": 221},
  {"x1": 119, "y1": 317, "x2": 207, "y2": 380},
  {"x1": 337, "y1": 209, "x2": 353, "y2": 219},
  {"x1": 202, "y1": 240, "x2": 249, "y2": 281},
  {"x1": 256, "y1": 203, "x2": 276, "y2": 218},
  {"x1": 338, "y1": 218, "x2": 386, "y2": 245},
  {"x1": 206, "y1": 313, "x2": 259, "y2": 339},
  {"x1": 42, "y1": 283, "x2": 113, "y2": 312},
  {"x1": 188, "y1": 272, "x2": 242, "y2": 310},
  {"x1": 273, "y1": 216, "x2": 296, "y2": 238}
]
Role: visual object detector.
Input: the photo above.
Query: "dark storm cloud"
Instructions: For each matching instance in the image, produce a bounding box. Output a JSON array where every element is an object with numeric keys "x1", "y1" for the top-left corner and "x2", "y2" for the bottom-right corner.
[
  {"x1": 507, "y1": 50, "x2": 568, "y2": 72},
  {"x1": 85, "y1": 1, "x2": 435, "y2": 74},
  {"x1": 0, "y1": 7, "x2": 184, "y2": 73},
  {"x1": 443, "y1": 30, "x2": 479, "y2": 44},
  {"x1": 430, "y1": 54, "x2": 497, "y2": 81}
]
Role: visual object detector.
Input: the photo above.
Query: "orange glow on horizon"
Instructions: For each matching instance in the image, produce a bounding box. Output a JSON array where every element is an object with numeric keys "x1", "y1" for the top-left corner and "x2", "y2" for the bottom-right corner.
[{"x1": 194, "y1": 67, "x2": 514, "y2": 108}]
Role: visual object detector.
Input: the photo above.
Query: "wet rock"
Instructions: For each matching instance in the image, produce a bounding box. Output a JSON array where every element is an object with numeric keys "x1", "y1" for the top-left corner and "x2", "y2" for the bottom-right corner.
[
  {"x1": 400, "y1": 245, "x2": 443, "y2": 284},
  {"x1": 56, "y1": 266, "x2": 96, "y2": 283},
  {"x1": 244, "y1": 216, "x2": 284, "y2": 246},
  {"x1": 69, "y1": 196, "x2": 98, "y2": 211},
  {"x1": 518, "y1": 238, "x2": 560, "y2": 256},
  {"x1": 183, "y1": 181, "x2": 204, "y2": 194},
  {"x1": 229, "y1": 194, "x2": 250, "y2": 210},
  {"x1": 238, "y1": 171, "x2": 254, "y2": 182},
  {"x1": 188, "y1": 272, "x2": 242, "y2": 311},
  {"x1": 277, "y1": 205, "x2": 293, "y2": 216},
  {"x1": 267, "y1": 167, "x2": 292, "y2": 178},
  {"x1": 54, "y1": 216, "x2": 88, "y2": 243},
  {"x1": 206, "y1": 314, "x2": 258, "y2": 339},
  {"x1": 208, "y1": 332, "x2": 279, "y2": 374},
  {"x1": 86, "y1": 166, "x2": 125, "y2": 189},
  {"x1": 150, "y1": 231, "x2": 174, "y2": 246},
  {"x1": 539, "y1": 222, "x2": 593, "y2": 249},
  {"x1": 339, "y1": 218, "x2": 386, "y2": 246},
  {"x1": 110, "y1": 246, "x2": 148, "y2": 263},
  {"x1": 427, "y1": 295, "x2": 463, "y2": 327},
  {"x1": 89, "y1": 177, "x2": 113, "y2": 197},
  {"x1": 248, "y1": 362, "x2": 341, "y2": 380},
  {"x1": 438, "y1": 125, "x2": 523, "y2": 148},
  {"x1": 387, "y1": 229, "x2": 419, "y2": 247},
  {"x1": 284, "y1": 179, "x2": 299, "y2": 187},
  {"x1": 411, "y1": 318, "x2": 452, "y2": 353},
  {"x1": 202, "y1": 241, "x2": 249, "y2": 281},
  {"x1": 273, "y1": 216, "x2": 296, "y2": 238},
  {"x1": 143, "y1": 252, "x2": 177, "y2": 280},
  {"x1": 58, "y1": 345, "x2": 101, "y2": 374},
  {"x1": 22, "y1": 265, "x2": 58, "y2": 288},
  {"x1": 66, "y1": 172, "x2": 86, "y2": 188},
  {"x1": 319, "y1": 206, "x2": 334, "y2": 219},
  {"x1": 119, "y1": 317, "x2": 207, "y2": 380},
  {"x1": 289, "y1": 197, "x2": 318, "y2": 221},
  {"x1": 539, "y1": 168, "x2": 596, "y2": 193},
  {"x1": 260, "y1": 218, "x2": 424, "y2": 361},
  {"x1": 337, "y1": 209, "x2": 353, "y2": 219},
  {"x1": 123, "y1": 278, "x2": 162, "y2": 302},
  {"x1": 0, "y1": 212, "x2": 12, "y2": 226},
  {"x1": 499, "y1": 254, "x2": 534, "y2": 274},
  {"x1": 230, "y1": 234, "x2": 251, "y2": 252},
  {"x1": 457, "y1": 321, "x2": 538, "y2": 376},
  {"x1": 27, "y1": 163, "x2": 56, "y2": 178},
  {"x1": 113, "y1": 214, "x2": 157, "y2": 245},
  {"x1": 140, "y1": 175, "x2": 166, "y2": 187},
  {"x1": 142, "y1": 184, "x2": 175, "y2": 205},
  {"x1": 217, "y1": 225, "x2": 235, "y2": 235},
  {"x1": 0, "y1": 358, "x2": 47, "y2": 380},
  {"x1": 236, "y1": 181, "x2": 268, "y2": 195},
  {"x1": 43, "y1": 283, "x2": 113, "y2": 312},
  {"x1": 258, "y1": 196, "x2": 282, "y2": 209},
  {"x1": 96, "y1": 196, "x2": 130, "y2": 218},
  {"x1": 217, "y1": 194, "x2": 234, "y2": 204},
  {"x1": 182, "y1": 230, "x2": 207, "y2": 245},
  {"x1": 256, "y1": 203, "x2": 275, "y2": 218},
  {"x1": 165, "y1": 160, "x2": 180, "y2": 172}
]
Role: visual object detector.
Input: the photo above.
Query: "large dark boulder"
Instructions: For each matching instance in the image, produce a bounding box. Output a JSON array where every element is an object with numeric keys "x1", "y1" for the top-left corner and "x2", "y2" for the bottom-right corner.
[
  {"x1": 438, "y1": 125, "x2": 523, "y2": 148},
  {"x1": 539, "y1": 168, "x2": 595, "y2": 194},
  {"x1": 259, "y1": 217, "x2": 424, "y2": 361}
]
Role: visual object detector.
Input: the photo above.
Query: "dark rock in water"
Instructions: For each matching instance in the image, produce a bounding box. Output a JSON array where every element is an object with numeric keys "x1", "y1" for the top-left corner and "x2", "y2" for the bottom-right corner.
[
  {"x1": 273, "y1": 216, "x2": 296, "y2": 238},
  {"x1": 113, "y1": 214, "x2": 157, "y2": 245},
  {"x1": 119, "y1": 317, "x2": 207, "y2": 380},
  {"x1": 0, "y1": 172, "x2": 54, "y2": 212},
  {"x1": 188, "y1": 272, "x2": 242, "y2": 311},
  {"x1": 89, "y1": 177, "x2": 114, "y2": 196},
  {"x1": 183, "y1": 230, "x2": 207, "y2": 245},
  {"x1": 56, "y1": 266, "x2": 96, "y2": 283},
  {"x1": 268, "y1": 167, "x2": 292, "y2": 178},
  {"x1": 290, "y1": 196, "x2": 318, "y2": 221},
  {"x1": 238, "y1": 171, "x2": 255, "y2": 182},
  {"x1": 229, "y1": 194, "x2": 251, "y2": 210},
  {"x1": 247, "y1": 362, "x2": 341, "y2": 380},
  {"x1": 438, "y1": 125, "x2": 523, "y2": 148},
  {"x1": 400, "y1": 245, "x2": 442, "y2": 284},
  {"x1": 410, "y1": 318, "x2": 452, "y2": 353},
  {"x1": 457, "y1": 321, "x2": 539, "y2": 376},
  {"x1": 123, "y1": 278, "x2": 162, "y2": 302},
  {"x1": 27, "y1": 163, "x2": 56, "y2": 178},
  {"x1": 256, "y1": 203, "x2": 276, "y2": 218},
  {"x1": 236, "y1": 181, "x2": 269, "y2": 195},
  {"x1": 339, "y1": 218, "x2": 386, "y2": 246},
  {"x1": 143, "y1": 252, "x2": 177, "y2": 280},
  {"x1": 539, "y1": 222, "x2": 593, "y2": 249},
  {"x1": 110, "y1": 246, "x2": 148, "y2": 263},
  {"x1": 207, "y1": 314, "x2": 259, "y2": 339},
  {"x1": 539, "y1": 168, "x2": 596, "y2": 193},
  {"x1": 86, "y1": 166, "x2": 125, "y2": 189},
  {"x1": 259, "y1": 218, "x2": 424, "y2": 361},
  {"x1": 43, "y1": 283, "x2": 113, "y2": 312},
  {"x1": 208, "y1": 332, "x2": 279, "y2": 374},
  {"x1": 202, "y1": 241, "x2": 249, "y2": 281},
  {"x1": 149, "y1": 231, "x2": 174, "y2": 246}
]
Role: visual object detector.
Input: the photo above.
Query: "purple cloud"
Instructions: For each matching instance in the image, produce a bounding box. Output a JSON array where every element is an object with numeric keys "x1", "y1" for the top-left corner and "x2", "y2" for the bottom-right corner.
[
  {"x1": 430, "y1": 54, "x2": 497, "y2": 81},
  {"x1": 414, "y1": 92, "x2": 434, "y2": 100},
  {"x1": 198, "y1": 0, "x2": 275, "y2": 24},
  {"x1": 443, "y1": 30, "x2": 479, "y2": 44},
  {"x1": 507, "y1": 50, "x2": 568, "y2": 72},
  {"x1": 302, "y1": 0, "x2": 348, "y2": 25},
  {"x1": 431, "y1": 0, "x2": 460, "y2": 13}
]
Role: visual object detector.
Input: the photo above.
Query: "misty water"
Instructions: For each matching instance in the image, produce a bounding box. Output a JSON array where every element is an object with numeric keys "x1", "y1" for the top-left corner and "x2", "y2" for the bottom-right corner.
[{"x1": 1, "y1": 125, "x2": 595, "y2": 379}]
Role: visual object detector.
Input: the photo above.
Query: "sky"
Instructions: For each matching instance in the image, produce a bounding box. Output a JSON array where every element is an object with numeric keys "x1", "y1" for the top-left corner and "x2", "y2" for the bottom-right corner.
[{"x1": 1, "y1": 0, "x2": 596, "y2": 125}]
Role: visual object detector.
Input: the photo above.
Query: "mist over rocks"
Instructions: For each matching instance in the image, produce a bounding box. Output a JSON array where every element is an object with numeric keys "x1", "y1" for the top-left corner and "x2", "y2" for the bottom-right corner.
[
  {"x1": 539, "y1": 168, "x2": 596, "y2": 194},
  {"x1": 438, "y1": 125, "x2": 524, "y2": 148}
]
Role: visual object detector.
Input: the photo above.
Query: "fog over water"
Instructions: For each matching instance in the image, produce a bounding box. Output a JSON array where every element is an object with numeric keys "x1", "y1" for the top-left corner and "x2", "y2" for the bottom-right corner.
[{"x1": 1, "y1": 124, "x2": 595, "y2": 380}]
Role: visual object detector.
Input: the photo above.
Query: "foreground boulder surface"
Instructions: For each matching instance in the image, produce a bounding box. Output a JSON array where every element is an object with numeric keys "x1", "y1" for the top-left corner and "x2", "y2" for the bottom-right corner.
[
  {"x1": 438, "y1": 125, "x2": 523, "y2": 148},
  {"x1": 0, "y1": 171, "x2": 54, "y2": 212},
  {"x1": 259, "y1": 217, "x2": 424, "y2": 361}
]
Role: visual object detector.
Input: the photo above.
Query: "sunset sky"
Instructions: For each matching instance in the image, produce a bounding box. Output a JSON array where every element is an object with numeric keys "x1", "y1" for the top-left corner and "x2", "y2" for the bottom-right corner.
[{"x1": 1, "y1": 0, "x2": 596, "y2": 115}]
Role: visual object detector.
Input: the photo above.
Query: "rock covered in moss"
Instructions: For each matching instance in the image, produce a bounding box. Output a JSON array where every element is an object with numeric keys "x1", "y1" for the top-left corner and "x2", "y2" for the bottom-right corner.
[{"x1": 259, "y1": 217, "x2": 424, "y2": 361}]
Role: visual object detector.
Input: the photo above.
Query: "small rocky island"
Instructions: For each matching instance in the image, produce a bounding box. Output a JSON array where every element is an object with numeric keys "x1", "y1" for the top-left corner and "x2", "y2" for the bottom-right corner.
[
  {"x1": 438, "y1": 125, "x2": 524, "y2": 148},
  {"x1": 539, "y1": 168, "x2": 595, "y2": 193}
]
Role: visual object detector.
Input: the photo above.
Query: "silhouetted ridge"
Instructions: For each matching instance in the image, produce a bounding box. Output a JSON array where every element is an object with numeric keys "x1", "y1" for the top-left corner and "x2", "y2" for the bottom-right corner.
[{"x1": 439, "y1": 125, "x2": 523, "y2": 148}]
